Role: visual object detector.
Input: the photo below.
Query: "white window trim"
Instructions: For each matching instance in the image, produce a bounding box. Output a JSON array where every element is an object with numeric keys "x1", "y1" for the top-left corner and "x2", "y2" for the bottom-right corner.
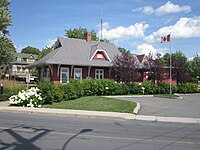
[
  {"x1": 60, "y1": 67, "x2": 69, "y2": 83},
  {"x1": 90, "y1": 49, "x2": 111, "y2": 62},
  {"x1": 95, "y1": 69, "x2": 104, "y2": 79},
  {"x1": 74, "y1": 68, "x2": 82, "y2": 80}
]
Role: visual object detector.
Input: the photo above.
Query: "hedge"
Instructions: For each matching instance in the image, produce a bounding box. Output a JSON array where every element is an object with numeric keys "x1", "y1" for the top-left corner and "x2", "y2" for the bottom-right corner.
[
  {"x1": 177, "y1": 83, "x2": 199, "y2": 93},
  {"x1": 37, "y1": 80, "x2": 200, "y2": 104}
]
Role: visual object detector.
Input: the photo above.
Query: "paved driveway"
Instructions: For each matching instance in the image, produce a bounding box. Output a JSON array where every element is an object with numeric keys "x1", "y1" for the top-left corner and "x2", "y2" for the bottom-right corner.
[{"x1": 116, "y1": 94, "x2": 200, "y2": 118}]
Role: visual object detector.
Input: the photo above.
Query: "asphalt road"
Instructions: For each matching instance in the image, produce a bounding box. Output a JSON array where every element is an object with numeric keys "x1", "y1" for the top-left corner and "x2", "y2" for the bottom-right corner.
[
  {"x1": 116, "y1": 94, "x2": 200, "y2": 118},
  {"x1": 0, "y1": 112, "x2": 199, "y2": 150}
]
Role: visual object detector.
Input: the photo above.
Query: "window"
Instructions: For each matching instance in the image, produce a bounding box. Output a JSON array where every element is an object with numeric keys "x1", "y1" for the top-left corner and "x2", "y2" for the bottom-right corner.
[
  {"x1": 16, "y1": 57, "x2": 21, "y2": 61},
  {"x1": 95, "y1": 69, "x2": 104, "y2": 79},
  {"x1": 27, "y1": 59, "x2": 35, "y2": 63},
  {"x1": 74, "y1": 68, "x2": 82, "y2": 80},
  {"x1": 60, "y1": 67, "x2": 69, "y2": 83}
]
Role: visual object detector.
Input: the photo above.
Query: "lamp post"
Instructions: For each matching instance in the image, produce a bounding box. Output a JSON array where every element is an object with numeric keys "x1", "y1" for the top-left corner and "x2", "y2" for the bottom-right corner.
[{"x1": 0, "y1": 84, "x2": 3, "y2": 94}]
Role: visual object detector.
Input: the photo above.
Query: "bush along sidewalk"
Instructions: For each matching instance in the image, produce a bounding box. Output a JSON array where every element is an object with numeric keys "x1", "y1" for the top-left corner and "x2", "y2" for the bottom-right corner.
[
  {"x1": 9, "y1": 87, "x2": 44, "y2": 107},
  {"x1": 7, "y1": 79, "x2": 199, "y2": 107},
  {"x1": 37, "y1": 80, "x2": 200, "y2": 105}
]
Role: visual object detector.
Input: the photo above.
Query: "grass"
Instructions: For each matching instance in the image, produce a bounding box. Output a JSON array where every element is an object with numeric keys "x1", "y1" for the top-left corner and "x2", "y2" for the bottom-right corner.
[
  {"x1": 0, "y1": 80, "x2": 26, "y2": 94},
  {"x1": 43, "y1": 96, "x2": 136, "y2": 113}
]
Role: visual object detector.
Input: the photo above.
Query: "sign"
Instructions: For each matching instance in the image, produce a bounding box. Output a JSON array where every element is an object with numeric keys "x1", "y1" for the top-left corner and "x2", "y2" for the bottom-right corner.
[{"x1": 26, "y1": 74, "x2": 30, "y2": 83}]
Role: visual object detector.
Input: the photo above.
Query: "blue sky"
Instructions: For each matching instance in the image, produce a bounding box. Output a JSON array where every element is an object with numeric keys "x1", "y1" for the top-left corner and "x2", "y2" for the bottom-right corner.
[{"x1": 9, "y1": 0, "x2": 200, "y2": 59}]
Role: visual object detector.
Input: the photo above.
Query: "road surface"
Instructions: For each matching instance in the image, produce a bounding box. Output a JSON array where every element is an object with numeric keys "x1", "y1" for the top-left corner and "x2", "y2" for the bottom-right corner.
[{"x1": 0, "y1": 112, "x2": 199, "y2": 150}]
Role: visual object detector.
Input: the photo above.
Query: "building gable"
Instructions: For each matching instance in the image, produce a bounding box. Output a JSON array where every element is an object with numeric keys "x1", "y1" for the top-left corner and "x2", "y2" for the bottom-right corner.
[{"x1": 90, "y1": 50, "x2": 111, "y2": 61}]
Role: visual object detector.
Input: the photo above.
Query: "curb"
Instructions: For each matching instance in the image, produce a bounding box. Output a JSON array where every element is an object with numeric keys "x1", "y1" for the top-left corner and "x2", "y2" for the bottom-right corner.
[
  {"x1": 173, "y1": 93, "x2": 183, "y2": 99},
  {"x1": 1, "y1": 106, "x2": 200, "y2": 124},
  {"x1": 104, "y1": 95, "x2": 154, "y2": 98},
  {"x1": 133, "y1": 101, "x2": 140, "y2": 115},
  {"x1": 104, "y1": 96, "x2": 141, "y2": 114},
  {"x1": 0, "y1": 106, "x2": 136, "y2": 120},
  {"x1": 135, "y1": 115, "x2": 200, "y2": 124}
]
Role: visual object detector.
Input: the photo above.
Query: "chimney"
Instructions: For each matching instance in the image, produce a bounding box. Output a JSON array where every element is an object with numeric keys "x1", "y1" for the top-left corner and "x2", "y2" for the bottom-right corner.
[{"x1": 85, "y1": 32, "x2": 91, "y2": 43}]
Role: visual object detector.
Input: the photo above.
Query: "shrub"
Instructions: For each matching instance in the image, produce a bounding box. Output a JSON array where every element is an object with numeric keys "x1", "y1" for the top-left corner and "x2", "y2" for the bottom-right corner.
[
  {"x1": 9, "y1": 87, "x2": 44, "y2": 107},
  {"x1": 62, "y1": 83, "x2": 78, "y2": 100},
  {"x1": 0, "y1": 93, "x2": 12, "y2": 101},
  {"x1": 82, "y1": 79, "x2": 98, "y2": 96},
  {"x1": 37, "y1": 81, "x2": 55, "y2": 104},
  {"x1": 142, "y1": 81, "x2": 157, "y2": 94},
  {"x1": 112, "y1": 83, "x2": 124, "y2": 95},
  {"x1": 69, "y1": 80, "x2": 83, "y2": 98},
  {"x1": 125, "y1": 82, "x2": 141, "y2": 95},
  {"x1": 93, "y1": 79, "x2": 117, "y2": 96},
  {"x1": 53, "y1": 84, "x2": 65, "y2": 103},
  {"x1": 157, "y1": 83, "x2": 170, "y2": 94},
  {"x1": 177, "y1": 83, "x2": 199, "y2": 93}
]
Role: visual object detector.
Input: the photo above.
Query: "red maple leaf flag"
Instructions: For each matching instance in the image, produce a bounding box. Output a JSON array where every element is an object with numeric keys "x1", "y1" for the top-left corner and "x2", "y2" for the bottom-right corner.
[{"x1": 161, "y1": 34, "x2": 170, "y2": 43}]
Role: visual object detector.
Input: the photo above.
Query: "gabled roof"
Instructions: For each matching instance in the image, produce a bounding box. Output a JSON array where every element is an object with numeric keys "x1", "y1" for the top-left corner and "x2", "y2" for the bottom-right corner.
[
  {"x1": 29, "y1": 37, "x2": 121, "y2": 68},
  {"x1": 11, "y1": 53, "x2": 38, "y2": 65},
  {"x1": 136, "y1": 54, "x2": 146, "y2": 63},
  {"x1": 14, "y1": 53, "x2": 38, "y2": 59}
]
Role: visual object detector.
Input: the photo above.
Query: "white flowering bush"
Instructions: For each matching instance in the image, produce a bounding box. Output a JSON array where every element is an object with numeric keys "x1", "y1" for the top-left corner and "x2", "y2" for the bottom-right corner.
[{"x1": 9, "y1": 87, "x2": 44, "y2": 107}]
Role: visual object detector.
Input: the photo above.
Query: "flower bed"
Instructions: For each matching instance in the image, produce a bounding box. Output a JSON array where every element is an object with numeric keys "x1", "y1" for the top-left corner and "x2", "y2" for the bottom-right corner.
[{"x1": 9, "y1": 87, "x2": 44, "y2": 107}]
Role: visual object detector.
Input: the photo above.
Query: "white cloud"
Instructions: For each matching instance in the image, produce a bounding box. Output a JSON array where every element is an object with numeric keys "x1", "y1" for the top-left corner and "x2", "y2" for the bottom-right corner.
[
  {"x1": 46, "y1": 39, "x2": 56, "y2": 47},
  {"x1": 143, "y1": 6, "x2": 154, "y2": 15},
  {"x1": 145, "y1": 16, "x2": 200, "y2": 43},
  {"x1": 97, "y1": 22, "x2": 110, "y2": 30},
  {"x1": 136, "y1": 43, "x2": 166, "y2": 55},
  {"x1": 97, "y1": 23, "x2": 149, "y2": 40},
  {"x1": 133, "y1": 1, "x2": 191, "y2": 16},
  {"x1": 155, "y1": 1, "x2": 191, "y2": 16}
]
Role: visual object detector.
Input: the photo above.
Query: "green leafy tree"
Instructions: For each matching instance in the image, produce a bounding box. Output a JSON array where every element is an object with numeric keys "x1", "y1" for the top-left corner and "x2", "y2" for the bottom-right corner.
[
  {"x1": 38, "y1": 46, "x2": 54, "y2": 59},
  {"x1": 162, "y1": 51, "x2": 190, "y2": 84},
  {"x1": 65, "y1": 27, "x2": 108, "y2": 42},
  {"x1": 21, "y1": 46, "x2": 40, "y2": 55},
  {"x1": 118, "y1": 47, "x2": 129, "y2": 53},
  {"x1": 0, "y1": 36, "x2": 16, "y2": 66},
  {"x1": 189, "y1": 54, "x2": 200, "y2": 82},
  {"x1": 0, "y1": 0, "x2": 12, "y2": 35},
  {"x1": 171, "y1": 51, "x2": 191, "y2": 84},
  {"x1": 0, "y1": 0, "x2": 15, "y2": 78}
]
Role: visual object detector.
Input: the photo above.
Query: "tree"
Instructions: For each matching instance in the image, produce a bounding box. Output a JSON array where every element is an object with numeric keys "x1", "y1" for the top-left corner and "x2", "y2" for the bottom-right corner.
[
  {"x1": 0, "y1": 0, "x2": 15, "y2": 78},
  {"x1": 161, "y1": 51, "x2": 191, "y2": 84},
  {"x1": 65, "y1": 27, "x2": 108, "y2": 42},
  {"x1": 111, "y1": 52, "x2": 140, "y2": 83},
  {"x1": 118, "y1": 47, "x2": 129, "y2": 53},
  {"x1": 38, "y1": 46, "x2": 54, "y2": 59},
  {"x1": 146, "y1": 53, "x2": 165, "y2": 83},
  {"x1": 189, "y1": 54, "x2": 200, "y2": 82},
  {"x1": 171, "y1": 51, "x2": 191, "y2": 84},
  {"x1": 0, "y1": 36, "x2": 16, "y2": 66},
  {"x1": 0, "y1": 0, "x2": 12, "y2": 35},
  {"x1": 21, "y1": 46, "x2": 40, "y2": 55}
]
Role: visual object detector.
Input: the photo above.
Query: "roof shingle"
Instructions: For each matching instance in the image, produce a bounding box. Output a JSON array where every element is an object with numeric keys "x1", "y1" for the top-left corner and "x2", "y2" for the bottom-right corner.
[{"x1": 29, "y1": 37, "x2": 121, "y2": 67}]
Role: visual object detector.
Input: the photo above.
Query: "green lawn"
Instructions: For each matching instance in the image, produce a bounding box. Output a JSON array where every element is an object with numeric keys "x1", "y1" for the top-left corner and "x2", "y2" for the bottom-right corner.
[{"x1": 43, "y1": 96, "x2": 136, "y2": 113}]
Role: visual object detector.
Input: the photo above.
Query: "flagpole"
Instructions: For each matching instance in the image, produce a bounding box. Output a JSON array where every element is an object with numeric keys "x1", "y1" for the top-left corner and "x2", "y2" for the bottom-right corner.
[
  {"x1": 169, "y1": 34, "x2": 172, "y2": 96},
  {"x1": 100, "y1": 8, "x2": 103, "y2": 40},
  {"x1": 161, "y1": 33, "x2": 172, "y2": 95}
]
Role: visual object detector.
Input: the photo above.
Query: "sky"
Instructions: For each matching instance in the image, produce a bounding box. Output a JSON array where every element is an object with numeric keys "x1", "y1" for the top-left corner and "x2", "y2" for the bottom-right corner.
[{"x1": 9, "y1": 0, "x2": 200, "y2": 59}]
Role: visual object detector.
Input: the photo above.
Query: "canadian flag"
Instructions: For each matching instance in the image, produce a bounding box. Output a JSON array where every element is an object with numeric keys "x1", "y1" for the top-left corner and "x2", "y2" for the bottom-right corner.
[{"x1": 161, "y1": 34, "x2": 170, "y2": 43}]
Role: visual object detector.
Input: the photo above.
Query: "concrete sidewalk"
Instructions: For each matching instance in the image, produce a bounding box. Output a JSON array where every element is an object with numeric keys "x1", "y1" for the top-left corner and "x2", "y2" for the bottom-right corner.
[{"x1": 0, "y1": 102, "x2": 200, "y2": 124}]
